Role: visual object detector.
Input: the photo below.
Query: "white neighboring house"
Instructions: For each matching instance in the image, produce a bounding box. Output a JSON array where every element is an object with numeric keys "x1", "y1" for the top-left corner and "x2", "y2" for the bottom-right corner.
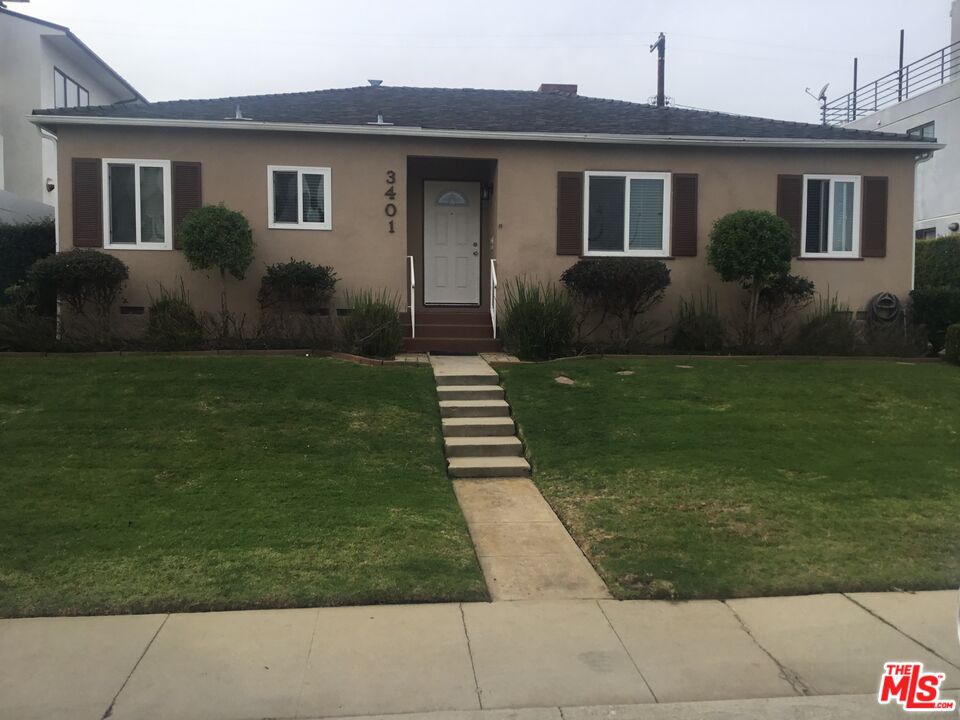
[
  {"x1": 831, "y1": 0, "x2": 960, "y2": 241},
  {"x1": 0, "y1": 7, "x2": 143, "y2": 224}
]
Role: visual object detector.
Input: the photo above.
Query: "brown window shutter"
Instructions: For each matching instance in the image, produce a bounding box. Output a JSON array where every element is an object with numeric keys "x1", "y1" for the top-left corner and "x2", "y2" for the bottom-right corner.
[
  {"x1": 556, "y1": 171, "x2": 583, "y2": 255},
  {"x1": 172, "y1": 161, "x2": 203, "y2": 249},
  {"x1": 861, "y1": 176, "x2": 888, "y2": 257},
  {"x1": 72, "y1": 158, "x2": 102, "y2": 248},
  {"x1": 776, "y1": 174, "x2": 803, "y2": 257},
  {"x1": 671, "y1": 174, "x2": 698, "y2": 256}
]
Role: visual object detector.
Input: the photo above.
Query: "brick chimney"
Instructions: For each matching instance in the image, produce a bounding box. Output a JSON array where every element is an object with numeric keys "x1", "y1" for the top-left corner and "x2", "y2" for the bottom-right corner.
[{"x1": 538, "y1": 83, "x2": 578, "y2": 95}]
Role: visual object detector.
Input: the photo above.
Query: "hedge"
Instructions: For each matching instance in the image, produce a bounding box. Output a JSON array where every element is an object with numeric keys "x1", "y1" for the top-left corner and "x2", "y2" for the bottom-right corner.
[
  {"x1": 915, "y1": 235, "x2": 960, "y2": 289},
  {"x1": 910, "y1": 287, "x2": 960, "y2": 353},
  {"x1": 946, "y1": 324, "x2": 960, "y2": 365},
  {"x1": 0, "y1": 219, "x2": 55, "y2": 303}
]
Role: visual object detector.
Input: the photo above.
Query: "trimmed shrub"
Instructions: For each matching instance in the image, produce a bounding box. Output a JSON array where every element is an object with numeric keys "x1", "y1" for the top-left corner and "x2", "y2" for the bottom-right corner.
[
  {"x1": 910, "y1": 287, "x2": 960, "y2": 354},
  {"x1": 915, "y1": 235, "x2": 960, "y2": 289},
  {"x1": 707, "y1": 210, "x2": 794, "y2": 347},
  {"x1": 671, "y1": 292, "x2": 725, "y2": 353},
  {"x1": 258, "y1": 259, "x2": 338, "y2": 312},
  {"x1": 339, "y1": 289, "x2": 403, "y2": 358},
  {"x1": 0, "y1": 219, "x2": 55, "y2": 305},
  {"x1": 145, "y1": 284, "x2": 204, "y2": 351},
  {"x1": 27, "y1": 249, "x2": 128, "y2": 320},
  {"x1": 560, "y1": 257, "x2": 670, "y2": 350},
  {"x1": 945, "y1": 324, "x2": 960, "y2": 365},
  {"x1": 179, "y1": 205, "x2": 255, "y2": 280},
  {"x1": 789, "y1": 294, "x2": 862, "y2": 356},
  {"x1": 500, "y1": 278, "x2": 576, "y2": 360}
]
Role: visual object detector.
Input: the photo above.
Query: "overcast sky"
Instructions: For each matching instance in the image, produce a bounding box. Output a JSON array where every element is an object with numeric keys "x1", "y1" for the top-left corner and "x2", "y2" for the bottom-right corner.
[{"x1": 15, "y1": 0, "x2": 953, "y2": 123}]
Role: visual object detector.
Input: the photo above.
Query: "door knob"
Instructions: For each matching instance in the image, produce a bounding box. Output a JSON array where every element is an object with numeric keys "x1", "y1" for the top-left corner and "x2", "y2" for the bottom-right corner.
[{"x1": 473, "y1": 250, "x2": 479, "y2": 256}]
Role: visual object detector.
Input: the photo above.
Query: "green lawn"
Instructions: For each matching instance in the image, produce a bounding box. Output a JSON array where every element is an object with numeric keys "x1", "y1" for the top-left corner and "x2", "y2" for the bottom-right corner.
[
  {"x1": 0, "y1": 356, "x2": 486, "y2": 617},
  {"x1": 499, "y1": 358, "x2": 960, "y2": 600}
]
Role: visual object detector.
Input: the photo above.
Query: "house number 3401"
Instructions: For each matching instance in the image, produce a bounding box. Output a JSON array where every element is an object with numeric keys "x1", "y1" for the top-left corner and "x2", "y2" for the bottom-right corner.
[{"x1": 384, "y1": 170, "x2": 397, "y2": 233}]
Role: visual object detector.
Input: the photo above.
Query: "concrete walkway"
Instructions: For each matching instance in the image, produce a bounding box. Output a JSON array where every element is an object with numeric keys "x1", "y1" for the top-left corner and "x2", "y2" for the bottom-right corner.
[
  {"x1": 430, "y1": 354, "x2": 609, "y2": 601},
  {"x1": 2, "y1": 592, "x2": 957, "y2": 720}
]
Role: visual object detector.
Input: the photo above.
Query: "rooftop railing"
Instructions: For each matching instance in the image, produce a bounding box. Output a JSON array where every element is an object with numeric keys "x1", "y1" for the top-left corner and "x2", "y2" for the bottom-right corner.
[{"x1": 823, "y1": 40, "x2": 960, "y2": 125}]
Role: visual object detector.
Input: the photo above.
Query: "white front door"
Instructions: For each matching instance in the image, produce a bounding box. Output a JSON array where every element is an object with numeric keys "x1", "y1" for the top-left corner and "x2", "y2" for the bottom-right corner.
[{"x1": 423, "y1": 180, "x2": 481, "y2": 305}]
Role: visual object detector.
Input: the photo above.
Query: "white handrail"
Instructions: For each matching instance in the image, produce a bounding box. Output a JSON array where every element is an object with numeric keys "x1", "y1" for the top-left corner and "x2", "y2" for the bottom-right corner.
[
  {"x1": 490, "y1": 258, "x2": 498, "y2": 339},
  {"x1": 407, "y1": 255, "x2": 416, "y2": 339}
]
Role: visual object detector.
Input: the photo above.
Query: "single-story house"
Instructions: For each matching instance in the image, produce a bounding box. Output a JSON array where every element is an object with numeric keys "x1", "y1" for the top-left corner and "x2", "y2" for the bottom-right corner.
[{"x1": 31, "y1": 83, "x2": 939, "y2": 351}]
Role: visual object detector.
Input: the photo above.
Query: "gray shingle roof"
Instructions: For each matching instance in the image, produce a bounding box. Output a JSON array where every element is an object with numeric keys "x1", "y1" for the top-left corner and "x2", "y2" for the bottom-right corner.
[{"x1": 34, "y1": 85, "x2": 925, "y2": 143}]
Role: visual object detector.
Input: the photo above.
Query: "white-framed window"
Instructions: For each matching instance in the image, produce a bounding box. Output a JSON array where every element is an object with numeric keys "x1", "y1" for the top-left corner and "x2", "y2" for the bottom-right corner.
[
  {"x1": 101, "y1": 159, "x2": 173, "y2": 250},
  {"x1": 267, "y1": 165, "x2": 332, "y2": 230},
  {"x1": 583, "y1": 171, "x2": 671, "y2": 256},
  {"x1": 54, "y1": 68, "x2": 89, "y2": 109},
  {"x1": 801, "y1": 174, "x2": 861, "y2": 258}
]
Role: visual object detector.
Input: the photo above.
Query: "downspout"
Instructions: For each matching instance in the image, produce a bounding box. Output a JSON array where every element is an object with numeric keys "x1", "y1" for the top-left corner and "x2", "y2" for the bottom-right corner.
[{"x1": 38, "y1": 124, "x2": 62, "y2": 339}]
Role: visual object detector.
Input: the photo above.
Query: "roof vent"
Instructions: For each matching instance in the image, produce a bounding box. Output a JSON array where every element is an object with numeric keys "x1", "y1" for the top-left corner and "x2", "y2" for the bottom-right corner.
[
  {"x1": 538, "y1": 83, "x2": 577, "y2": 95},
  {"x1": 228, "y1": 104, "x2": 252, "y2": 121},
  {"x1": 367, "y1": 112, "x2": 393, "y2": 126},
  {"x1": 368, "y1": 79, "x2": 383, "y2": 87}
]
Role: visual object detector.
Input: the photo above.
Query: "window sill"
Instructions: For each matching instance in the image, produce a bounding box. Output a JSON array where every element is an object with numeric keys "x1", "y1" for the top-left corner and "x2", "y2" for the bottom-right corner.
[
  {"x1": 795, "y1": 256, "x2": 864, "y2": 261},
  {"x1": 267, "y1": 224, "x2": 333, "y2": 231},
  {"x1": 104, "y1": 244, "x2": 172, "y2": 251},
  {"x1": 581, "y1": 254, "x2": 676, "y2": 260}
]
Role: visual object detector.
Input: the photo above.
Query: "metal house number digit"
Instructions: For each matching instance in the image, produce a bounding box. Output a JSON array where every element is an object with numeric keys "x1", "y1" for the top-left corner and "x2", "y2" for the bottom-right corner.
[{"x1": 385, "y1": 170, "x2": 397, "y2": 233}]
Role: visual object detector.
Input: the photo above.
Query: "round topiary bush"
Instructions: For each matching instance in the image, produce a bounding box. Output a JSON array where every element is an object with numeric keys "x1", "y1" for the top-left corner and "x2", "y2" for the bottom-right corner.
[
  {"x1": 707, "y1": 210, "x2": 794, "y2": 347},
  {"x1": 179, "y1": 204, "x2": 255, "y2": 281}
]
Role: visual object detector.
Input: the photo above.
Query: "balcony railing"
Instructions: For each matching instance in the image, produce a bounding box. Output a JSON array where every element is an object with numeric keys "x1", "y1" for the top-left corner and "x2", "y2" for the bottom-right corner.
[{"x1": 824, "y1": 40, "x2": 960, "y2": 125}]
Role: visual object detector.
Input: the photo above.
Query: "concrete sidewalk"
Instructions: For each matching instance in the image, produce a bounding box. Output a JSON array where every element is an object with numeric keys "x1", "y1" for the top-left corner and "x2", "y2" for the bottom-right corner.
[{"x1": 1, "y1": 592, "x2": 957, "y2": 720}]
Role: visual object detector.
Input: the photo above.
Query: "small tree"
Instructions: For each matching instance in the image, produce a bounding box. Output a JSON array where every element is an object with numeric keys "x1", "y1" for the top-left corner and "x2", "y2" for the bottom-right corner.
[
  {"x1": 179, "y1": 205, "x2": 255, "y2": 341},
  {"x1": 707, "y1": 210, "x2": 794, "y2": 348}
]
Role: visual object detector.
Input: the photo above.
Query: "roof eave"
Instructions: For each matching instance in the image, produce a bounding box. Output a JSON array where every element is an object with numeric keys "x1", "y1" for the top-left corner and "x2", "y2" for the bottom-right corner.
[{"x1": 28, "y1": 114, "x2": 942, "y2": 151}]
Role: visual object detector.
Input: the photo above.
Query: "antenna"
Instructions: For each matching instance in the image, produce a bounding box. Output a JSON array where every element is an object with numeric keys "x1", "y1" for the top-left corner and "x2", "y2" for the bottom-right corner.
[{"x1": 804, "y1": 83, "x2": 829, "y2": 124}]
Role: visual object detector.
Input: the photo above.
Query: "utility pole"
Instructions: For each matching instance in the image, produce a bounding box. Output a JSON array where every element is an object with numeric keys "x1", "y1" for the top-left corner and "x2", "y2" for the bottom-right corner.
[{"x1": 650, "y1": 32, "x2": 666, "y2": 107}]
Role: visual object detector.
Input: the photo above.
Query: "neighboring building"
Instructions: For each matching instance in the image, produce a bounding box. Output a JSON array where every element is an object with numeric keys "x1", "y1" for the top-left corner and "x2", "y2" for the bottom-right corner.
[
  {"x1": 0, "y1": 7, "x2": 143, "y2": 223},
  {"x1": 829, "y1": 0, "x2": 960, "y2": 240},
  {"x1": 32, "y1": 84, "x2": 935, "y2": 351}
]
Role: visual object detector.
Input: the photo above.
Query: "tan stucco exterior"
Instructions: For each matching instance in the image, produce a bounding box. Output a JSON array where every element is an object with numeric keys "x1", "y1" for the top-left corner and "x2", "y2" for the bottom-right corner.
[{"x1": 55, "y1": 125, "x2": 917, "y2": 334}]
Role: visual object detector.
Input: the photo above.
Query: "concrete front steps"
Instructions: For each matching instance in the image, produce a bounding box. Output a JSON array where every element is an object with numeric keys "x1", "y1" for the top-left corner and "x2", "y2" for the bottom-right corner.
[{"x1": 432, "y1": 356, "x2": 530, "y2": 479}]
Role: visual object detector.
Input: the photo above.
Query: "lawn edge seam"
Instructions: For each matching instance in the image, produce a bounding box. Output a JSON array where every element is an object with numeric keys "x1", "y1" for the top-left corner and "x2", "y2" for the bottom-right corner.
[
  {"x1": 841, "y1": 593, "x2": 960, "y2": 672},
  {"x1": 459, "y1": 603, "x2": 484, "y2": 709},
  {"x1": 100, "y1": 613, "x2": 169, "y2": 719},
  {"x1": 722, "y1": 601, "x2": 812, "y2": 697},
  {"x1": 596, "y1": 599, "x2": 659, "y2": 703},
  {"x1": 294, "y1": 607, "x2": 323, "y2": 718}
]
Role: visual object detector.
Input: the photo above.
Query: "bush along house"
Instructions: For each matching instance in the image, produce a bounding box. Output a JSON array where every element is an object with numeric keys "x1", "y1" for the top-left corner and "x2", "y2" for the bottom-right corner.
[{"x1": 31, "y1": 83, "x2": 939, "y2": 352}]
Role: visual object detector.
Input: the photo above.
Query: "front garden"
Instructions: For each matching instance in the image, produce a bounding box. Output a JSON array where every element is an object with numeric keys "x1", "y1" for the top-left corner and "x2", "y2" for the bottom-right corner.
[
  {"x1": 499, "y1": 357, "x2": 960, "y2": 599},
  {"x1": 0, "y1": 356, "x2": 487, "y2": 617}
]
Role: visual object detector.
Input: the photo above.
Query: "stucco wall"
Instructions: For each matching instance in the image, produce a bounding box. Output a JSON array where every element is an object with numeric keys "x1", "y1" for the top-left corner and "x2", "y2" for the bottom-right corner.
[
  {"x1": 847, "y1": 80, "x2": 960, "y2": 236},
  {"x1": 56, "y1": 125, "x2": 917, "y2": 333},
  {"x1": 0, "y1": 12, "x2": 134, "y2": 209}
]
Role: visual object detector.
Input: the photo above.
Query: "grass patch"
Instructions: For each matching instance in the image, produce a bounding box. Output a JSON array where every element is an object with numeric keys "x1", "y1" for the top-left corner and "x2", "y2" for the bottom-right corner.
[
  {"x1": 0, "y1": 356, "x2": 486, "y2": 617},
  {"x1": 499, "y1": 358, "x2": 960, "y2": 599}
]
